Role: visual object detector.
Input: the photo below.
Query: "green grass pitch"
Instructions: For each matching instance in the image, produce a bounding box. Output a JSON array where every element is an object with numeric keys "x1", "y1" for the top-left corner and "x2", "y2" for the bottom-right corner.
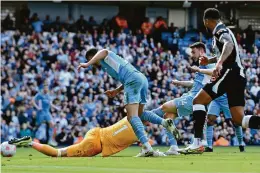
[{"x1": 1, "y1": 146, "x2": 260, "y2": 173}]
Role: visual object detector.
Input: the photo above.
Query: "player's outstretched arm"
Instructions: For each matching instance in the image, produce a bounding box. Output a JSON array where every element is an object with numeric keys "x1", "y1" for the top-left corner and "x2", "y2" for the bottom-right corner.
[
  {"x1": 78, "y1": 49, "x2": 108, "y2": 70},
  {"x1": 172, "y1": 80, "x2": 194, "y2": 88},
  {"x1": 189, "y1": 66, "x2": 214, "y2": 76}
]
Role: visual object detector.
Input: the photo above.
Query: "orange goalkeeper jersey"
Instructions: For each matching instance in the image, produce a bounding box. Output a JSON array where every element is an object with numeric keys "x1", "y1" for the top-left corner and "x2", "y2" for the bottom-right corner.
[{"x1": 100, "y1": 117, "x2": 137, "y2": 157}]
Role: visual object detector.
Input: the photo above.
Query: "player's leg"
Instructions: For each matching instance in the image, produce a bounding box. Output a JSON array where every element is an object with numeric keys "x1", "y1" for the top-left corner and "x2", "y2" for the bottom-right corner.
[
  {"x1": 191, "y1": 90, "x2": 212, "y2": 148},
  {"x1": 205, "y1": 101, "x2": 220, "y2": 152},
  {"x1": 180, "y1": 69, "x2": 231, "y2": 155},
  {"x1": 139, "y1": 105, "x2": 180, "y2": 141},
  {"x1": 9, "y1": 136, "x2": 59, "y2": 157},
  {"x1": 234, "y1": 124, "x2": 244, "y2": 152},
  {"x1": 226, "y1": 74, "x2": 260, "y2": 129},
  {"x1": 219, "y1": 98, "x2": 245, "y2": 152},
  {"x1": 126, "y1": 103, "x2": 153, "y2": 155},
  {"x1": 163, "y1": 113, "x2": 180, "y2": 155},
  {"x1": 9, "y1": 129, "x2": 102, "y2": 157},
  {"x1": 45, "y1": 112, "x2": 57, "y2": 146},
  {"x1": 128, "y1": 74, "x2": 165, "y2": 157}
]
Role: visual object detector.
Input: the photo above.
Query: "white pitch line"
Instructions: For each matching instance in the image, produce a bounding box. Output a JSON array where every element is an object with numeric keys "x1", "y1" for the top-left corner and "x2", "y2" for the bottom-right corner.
[{"x1": 2, "y1": 165, "x2": 259, "y2": 173}]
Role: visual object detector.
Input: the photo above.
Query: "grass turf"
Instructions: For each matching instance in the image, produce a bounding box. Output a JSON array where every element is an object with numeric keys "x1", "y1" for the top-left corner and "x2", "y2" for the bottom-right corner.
[{"x1": 1, "y1": 146, "x2": 260, "y2": 173}]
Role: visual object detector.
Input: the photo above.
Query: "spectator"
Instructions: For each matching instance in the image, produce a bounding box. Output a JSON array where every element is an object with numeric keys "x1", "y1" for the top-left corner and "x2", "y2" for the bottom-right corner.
[
  {"x1": 154, "y1": 16, "x2": 168, "y2": 31},
  {"x1": 2, "y1": 14, "x2": 14, "y2": 30},
  {"x1": 20, "y1": 123, "x2": 32, "y2": 137},
  {"x1": 141, "y1": 17, "x2": 153, "y2": 35},
  {"x1": 88, "y1": 16, "x2": 98, "y2": 30},
  {"x1": 250, "y1": 82, "x2": 260, "y2": 102},
  {"x1": 52, "y1": 16, "x2": 62, "y2": 32},
  {"x1": 20, "y1": 4, "x2": 30, "y2": 23},
  {"x1": 66, "y1": 14, "x2": 75, "y2": 32},
  {"x1": 76, "y1": 15, "x2": 88, "y2": 32},
  {"x1": 32, "y1": 16, "x2": 43, "y2": 33},
  {"x1": 100, "y1": 18, "x2": 110, "y2": 32},
  {"x1": 244, "y1": 25, "x2": 255, "y2": 52},
  {"x1": 43, "y1": 15, "x2": 52, "y2": 31},
  {"x1": 154, "y1": 16, "x2": 168, "y2": 43},
  {"x1": 112, "y1": 13, "x2": 128, "y2": 32},
  {"x1": 168, "y1": 22, "x2": 176, "y2": 33}
]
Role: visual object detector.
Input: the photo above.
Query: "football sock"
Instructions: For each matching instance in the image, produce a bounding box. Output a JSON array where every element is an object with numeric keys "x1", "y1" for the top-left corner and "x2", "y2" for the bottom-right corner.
[
  {"x1": 166, "y1": 129, "x2": 177, "y2": 147},
  {"x1": 206, "y1": 125, "x2": 214, "y2": 148},
  {"x1": 129, "y1": 116, "x2": 151, "y2": 150},
  {"x1": 140, "y1": 111, "x2": 164, "y2": 125},
  {"x1": 234, "y1": 125, "x2": 243, "y2": 145},
  {"x1": 151, "y1": 107, "x2": 165, "y2": 118},
  {"x1": 193, "y1": 104, "x2": 207, "y2": 138}
]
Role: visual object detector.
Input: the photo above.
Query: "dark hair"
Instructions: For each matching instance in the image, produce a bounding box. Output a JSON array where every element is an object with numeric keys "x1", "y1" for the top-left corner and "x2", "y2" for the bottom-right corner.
[
  {"x1": 189, "y1": 42, "x2": 206, "y2": 52},
  {"x1": 85, "y1": 48, "x2": 98, "y2": 60},
  {"x1": 204, "y1": 8, "x2": 220, "y2": 20}
]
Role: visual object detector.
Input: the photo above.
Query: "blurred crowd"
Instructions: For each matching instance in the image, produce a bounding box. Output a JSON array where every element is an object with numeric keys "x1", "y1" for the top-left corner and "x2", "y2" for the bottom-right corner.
[{"x1": 1, "y1": 11, "x2": 260, "y2": 146}]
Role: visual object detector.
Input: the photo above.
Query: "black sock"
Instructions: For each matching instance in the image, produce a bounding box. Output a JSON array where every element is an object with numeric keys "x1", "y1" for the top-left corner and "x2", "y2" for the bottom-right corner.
[
  {"x1": 193, "y1": 109, "x2": 207, "y2": 138},
  {"x1": 248, "y1": 116, "x2": 260, "y2": 129}
]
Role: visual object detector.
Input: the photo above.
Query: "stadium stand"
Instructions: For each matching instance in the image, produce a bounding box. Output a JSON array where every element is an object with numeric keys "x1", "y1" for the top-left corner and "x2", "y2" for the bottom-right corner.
[{"x1": 1, "y1": 8, "x2": 260, "y2": 147}]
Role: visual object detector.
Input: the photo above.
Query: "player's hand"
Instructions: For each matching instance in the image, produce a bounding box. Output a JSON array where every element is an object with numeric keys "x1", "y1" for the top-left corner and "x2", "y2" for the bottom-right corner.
[
  {"x1": 199, "y1": 56, "x2": 209, "y2": 65},
  {"x1": 105, "y1": 89, "x2": 118, "y2": 98},
  {"x1": 77, "y1": 63, "x2": 88, "y2": 72},
  {"x1": 172, "y1": 80, "x2": 180, "y2": 85},
  {"x1": 37, "y1": 107, "x2": 42, "y2": 111},
  {"x1": 212, "y1": 61, "x2": 223, "y2": 79},
  {"x1": 188, "y1": 65, "x2": 200, "y2": 73}
]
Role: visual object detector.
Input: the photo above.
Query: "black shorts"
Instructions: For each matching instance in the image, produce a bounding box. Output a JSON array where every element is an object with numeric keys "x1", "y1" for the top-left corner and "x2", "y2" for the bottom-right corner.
[{"x1": 203, "y1": 67, "x2": 246, "y2": 108}]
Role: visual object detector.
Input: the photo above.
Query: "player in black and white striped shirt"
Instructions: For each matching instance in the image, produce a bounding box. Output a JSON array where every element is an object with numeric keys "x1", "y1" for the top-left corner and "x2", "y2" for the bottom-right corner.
[{"x1": 180, "y1": 8, "x2": 260, "y2": 154}]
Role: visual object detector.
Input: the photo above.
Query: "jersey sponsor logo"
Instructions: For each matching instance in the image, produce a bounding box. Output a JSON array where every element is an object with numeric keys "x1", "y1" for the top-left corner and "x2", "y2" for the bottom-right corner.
[{"x1": 113, "y1": 125, "x2": 128, "y2": 136}]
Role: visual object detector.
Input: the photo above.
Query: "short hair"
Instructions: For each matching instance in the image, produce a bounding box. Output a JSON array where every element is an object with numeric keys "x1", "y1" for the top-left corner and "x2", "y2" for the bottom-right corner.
[
  {"x1": 204, "y1": 8, "x2": 220, "y2": 20},
  {"x1": 85, "y1": 48, "x2": 98, "y2": 60},
  {"x1": 189, "y1": 42, "x2": 206, "y2": 52}
]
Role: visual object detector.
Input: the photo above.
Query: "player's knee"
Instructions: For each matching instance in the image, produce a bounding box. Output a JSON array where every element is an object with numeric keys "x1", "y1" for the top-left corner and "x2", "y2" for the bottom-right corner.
[
  {"x1": 207, "y1": 115, "x2": 216, "y2": 126},
  {"x1": 232, "y1": 117, "x2": 242, "y2": 126},
  {"x1": 161, "y1": 104, "x2": 168, "y2": 113},
  {"x1": 192, "y1": 97, "x2": 202, "y2": 105},
  {"x1": 164, "y1": 113, "x2": 175, "y2": 119}
]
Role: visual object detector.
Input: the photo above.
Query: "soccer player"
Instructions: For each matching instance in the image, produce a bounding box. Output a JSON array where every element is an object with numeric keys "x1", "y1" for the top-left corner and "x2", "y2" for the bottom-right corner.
[
  {"x1": 9, "y1": 117, "x2": 166, "y2": 157},
  {"x1": 32, "y1": 83, "x2": 60, "y2": 146},
  {"x1": 77, "y1": 49, "x2": 178, "y2": 157},
  {"x1": 189, "y1": 66, "x2": 245, "y2": 152},
  {"x1": 141, "y1": 42, "x2": 212, "y2": 155},
  {"x1": 181, "y1": 8, "x2": 260, "y2": 154}
]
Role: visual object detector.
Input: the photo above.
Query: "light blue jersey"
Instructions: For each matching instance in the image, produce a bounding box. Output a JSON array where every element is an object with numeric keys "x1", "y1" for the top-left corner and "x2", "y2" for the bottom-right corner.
[
  {"x1": 100, "y1": 51, "x2": 138, "y2": 84},
  {"x1": 35, "y1": 93, "x2": 51, "y2": 111},
  {"x1": 34, "y1": 92, "x2": 52, "y2": 124},
  {"x1": 100, "y1": 50, "x2": 148, "y2": 105},
  {"x1": 189, "y1": 64, "x2": 214, "y2": 96},
  {"x1": 174, "y1": 64, "x2": 214, "y2": 117}
]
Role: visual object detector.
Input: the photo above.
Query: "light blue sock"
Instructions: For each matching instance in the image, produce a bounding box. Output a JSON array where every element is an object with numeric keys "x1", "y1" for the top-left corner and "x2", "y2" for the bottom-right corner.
[
  {"x1": 166, "y1": 129, "x2": 177, "y2": 146},
  {"x1": 140, "y1": 111, "x2": 164, "y2": 125},
  {"x1": 150, "y1": 107, "x2": 177, "y2": 146},
  {"x1": 48, "y1": 127, "x2": 54, "y2": 141},
  {"x1": 207, "y1": 125, "x2": 214, "y2": 148},
  {"x1": 234, "y1": 125, "x2": 243, "y2": 145},
  {"x1": 129, "y1": 116, "x2": 149, "y2": 145},
  {"x1": 151, "y1": 107, "x2": 165, "y2": 117}
]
